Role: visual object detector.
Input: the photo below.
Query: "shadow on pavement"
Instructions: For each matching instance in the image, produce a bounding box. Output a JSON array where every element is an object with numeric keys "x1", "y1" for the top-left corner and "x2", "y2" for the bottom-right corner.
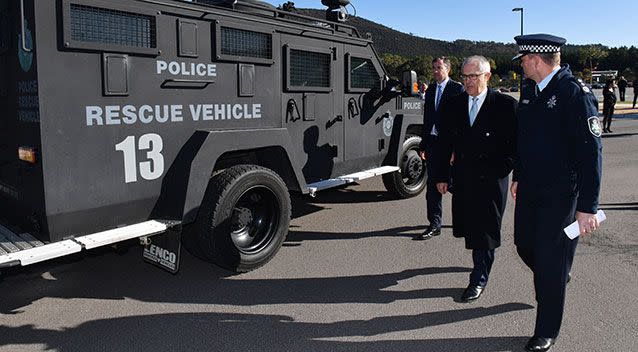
[
  {"x1": 601, "y1": 132, "x2": 638, "y2": 139},
  {"x1": 286, "y1": 226, "x2": 428, "y2": 242},
  {"x1": 0, "y1": 248, "x2": 477, "y2": 313},
  {"x1": 0, "y1": 310, "x2": 532, "y2": 352}
]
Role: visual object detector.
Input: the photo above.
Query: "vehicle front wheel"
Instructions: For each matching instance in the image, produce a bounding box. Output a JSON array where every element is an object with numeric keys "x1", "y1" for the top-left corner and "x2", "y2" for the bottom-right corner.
[
  {"x1": 187, "y1": 164, "x2": 291, "y2": 272},
  {"x1": 382, "y1": 135, "x2": 427, "y2": 198}
]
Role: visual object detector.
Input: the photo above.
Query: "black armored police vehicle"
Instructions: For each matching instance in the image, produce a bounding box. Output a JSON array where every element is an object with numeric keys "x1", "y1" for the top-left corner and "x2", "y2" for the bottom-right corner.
[{"x1": 0, "y1": 0, "x2": 426, "y2": 274}]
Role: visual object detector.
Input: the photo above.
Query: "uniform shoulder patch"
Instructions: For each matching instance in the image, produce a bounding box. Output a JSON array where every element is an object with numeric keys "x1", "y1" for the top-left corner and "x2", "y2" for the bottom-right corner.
[{"x1": 588, "y1": 116, "x2": 602, "y2": 137}]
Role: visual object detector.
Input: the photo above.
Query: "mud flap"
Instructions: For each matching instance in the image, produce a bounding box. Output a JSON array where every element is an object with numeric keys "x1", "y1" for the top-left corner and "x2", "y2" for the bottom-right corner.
[{"x1": 142, "y1": 225, "x2": 181, "y2": 274}]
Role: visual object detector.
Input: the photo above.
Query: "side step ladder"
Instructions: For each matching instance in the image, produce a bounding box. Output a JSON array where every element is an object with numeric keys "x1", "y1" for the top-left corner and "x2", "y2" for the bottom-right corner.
[
  {"x1": 0, "y1": 220, "x2": 171, "y2": 269},
  {"x1": 307, "y1": 165, "x2": 399, "y2": 197}
]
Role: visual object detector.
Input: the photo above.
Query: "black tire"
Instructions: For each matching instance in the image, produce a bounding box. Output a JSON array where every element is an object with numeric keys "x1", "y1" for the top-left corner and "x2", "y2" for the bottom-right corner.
[
  {"x1": 187, "y1": 164, "x2": 291, "y2": 272},
  {"x1": 382, "y1": 135, "x2": 427, "y2": 198}
]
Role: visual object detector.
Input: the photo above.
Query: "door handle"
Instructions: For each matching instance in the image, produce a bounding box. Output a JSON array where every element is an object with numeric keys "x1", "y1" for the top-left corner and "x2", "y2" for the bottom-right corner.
[{"x1": 326, "y1": 115, "x2": 343, "y2": 129}]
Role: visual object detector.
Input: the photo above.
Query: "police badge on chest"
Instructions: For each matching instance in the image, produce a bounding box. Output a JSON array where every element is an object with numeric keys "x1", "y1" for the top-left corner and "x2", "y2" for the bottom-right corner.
[{"x1": 547, "y1": 95, "x2": 557, "y2": 109}]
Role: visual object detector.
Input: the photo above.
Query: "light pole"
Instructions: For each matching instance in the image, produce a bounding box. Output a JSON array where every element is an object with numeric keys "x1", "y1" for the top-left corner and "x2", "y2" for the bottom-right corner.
[{"x1": 512, "y1": 7, "x2": 524, "y2": 91}]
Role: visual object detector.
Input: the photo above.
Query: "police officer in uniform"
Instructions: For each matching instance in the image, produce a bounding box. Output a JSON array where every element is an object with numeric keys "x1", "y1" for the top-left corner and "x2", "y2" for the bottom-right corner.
[{"x1": 511, "y1": 34, "x2": 603, "y2": 352}]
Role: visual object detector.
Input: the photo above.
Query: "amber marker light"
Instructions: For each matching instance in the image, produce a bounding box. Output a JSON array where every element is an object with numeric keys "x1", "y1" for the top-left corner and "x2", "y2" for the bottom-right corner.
[{"x1": 18, "y1": 147, "x2": 37, "y2": 164}]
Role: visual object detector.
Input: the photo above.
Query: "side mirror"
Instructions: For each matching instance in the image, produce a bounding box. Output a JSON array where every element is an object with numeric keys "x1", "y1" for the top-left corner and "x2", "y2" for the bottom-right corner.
[{"x1": 402, "y1": 70, "x2": 418, "y2": 97}]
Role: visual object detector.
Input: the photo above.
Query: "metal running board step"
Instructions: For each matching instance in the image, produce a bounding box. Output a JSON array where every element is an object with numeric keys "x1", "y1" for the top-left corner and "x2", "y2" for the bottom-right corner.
[
  {"x1": 0, "y1": 225, "x2": 45, "y2": 255},
  {"x1": 307, "y1": 166, "x2": 399, "y2": 196},
  {"x1": 0, "y1": 220, "x2": 170, "y2": 268}
]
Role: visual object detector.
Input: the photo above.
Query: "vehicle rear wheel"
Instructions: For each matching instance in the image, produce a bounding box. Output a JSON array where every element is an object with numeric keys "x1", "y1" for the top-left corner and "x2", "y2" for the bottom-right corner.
[
  {"x1": 382, "y1": 135, "x2": 427, "y2": 198},
  {"x1": 187, "y1": 164, "x2": 291, "y2": 272}
]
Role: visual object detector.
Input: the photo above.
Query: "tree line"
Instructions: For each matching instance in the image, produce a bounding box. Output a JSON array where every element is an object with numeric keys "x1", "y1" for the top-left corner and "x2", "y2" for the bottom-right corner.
[
  {"x1": 296, "y1": 9, "x2": 638, "y2": 87},
  {"x1": 381, "y1": 45, "x2": 638, "y2": 88}
]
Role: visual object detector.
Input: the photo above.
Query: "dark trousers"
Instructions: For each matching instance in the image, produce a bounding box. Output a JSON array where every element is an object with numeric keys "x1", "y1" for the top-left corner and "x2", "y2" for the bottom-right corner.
[
  {"x1": 425, "y1": 159, "x2": 442, "y2": 229},
  {"x1": 619, "y1": 88, "x2": 625, "y2": 101},
  {"x1": 633, "y1": 92, "x2": 637, "y2": 108},
  {"x1": 470, "y1": 249, "x2": 495, "y2": 287},
  {"x1": 514, "y1": 182, "x2": 579, "y2": 338},
  {"x1": 516, "y1": 239, "x2": 577, "y2": 338},
  {"x1": 602, "y1": 106, "x2": 614, "y2": 130}
]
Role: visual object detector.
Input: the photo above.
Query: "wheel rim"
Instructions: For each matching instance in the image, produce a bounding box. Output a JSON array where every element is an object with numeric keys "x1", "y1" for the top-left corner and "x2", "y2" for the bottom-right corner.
[
  {"x1": 401, "y1": 149, "x2": 425, "y2": 189},
  {"x1": 229, "y1": 185, "x2": 280, "y2": 254}
]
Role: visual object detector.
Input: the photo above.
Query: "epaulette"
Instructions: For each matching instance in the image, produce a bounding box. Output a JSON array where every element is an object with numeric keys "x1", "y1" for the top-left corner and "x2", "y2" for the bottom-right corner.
[{"x1": 575, "y1": 77, "x2": 592, "y2": 94}]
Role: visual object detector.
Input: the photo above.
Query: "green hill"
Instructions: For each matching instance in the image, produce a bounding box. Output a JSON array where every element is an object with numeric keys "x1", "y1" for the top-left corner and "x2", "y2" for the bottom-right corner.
[{"x1": 294, "y1": 8, "x2": 636, "y2": 82}]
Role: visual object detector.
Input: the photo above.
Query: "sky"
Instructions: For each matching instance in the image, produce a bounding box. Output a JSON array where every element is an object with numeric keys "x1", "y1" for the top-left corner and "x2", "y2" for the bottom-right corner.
[{"x1": 262, "y1": 0, "x2": 637, "y2": 48}]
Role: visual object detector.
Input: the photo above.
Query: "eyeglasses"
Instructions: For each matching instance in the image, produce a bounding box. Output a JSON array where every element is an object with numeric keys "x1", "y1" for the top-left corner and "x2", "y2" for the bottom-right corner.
[{"x1": 461, "y1": 73, "x2": 486, "y2": 81}]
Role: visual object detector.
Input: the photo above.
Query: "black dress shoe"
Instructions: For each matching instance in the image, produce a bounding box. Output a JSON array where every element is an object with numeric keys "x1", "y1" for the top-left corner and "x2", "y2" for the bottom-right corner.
[
  {"x1": 413, "y1": 226, "x2": 441, "y2": 240},
  {"x1": 524, "y1": 337, "x2": 555, "y2": 351},
  {"x1": 567, "y1": 272, "x2": 571, "y2": 283},
  {"x1": 460, "y1": 285, "x2": 484, "y2": 302}
]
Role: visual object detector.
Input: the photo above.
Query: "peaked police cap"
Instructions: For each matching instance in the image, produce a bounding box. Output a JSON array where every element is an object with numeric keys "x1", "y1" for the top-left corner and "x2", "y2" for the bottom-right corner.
[{"x1": 512, "y1": 33, "x2": 567, "y2": 60}]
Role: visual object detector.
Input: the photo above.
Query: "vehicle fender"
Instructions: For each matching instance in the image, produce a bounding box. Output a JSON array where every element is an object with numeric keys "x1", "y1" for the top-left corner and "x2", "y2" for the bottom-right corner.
[{"x1": 151, "y1": 128, "x2": 307, "y2": 224}]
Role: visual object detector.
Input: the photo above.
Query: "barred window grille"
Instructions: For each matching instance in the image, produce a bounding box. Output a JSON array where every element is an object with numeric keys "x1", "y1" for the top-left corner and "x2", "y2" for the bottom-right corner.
[
  {"x1": 220, "y1": 27, "x2": 271, "y2": 59},
  {"x1": 70, "y1": 4, "x2": 156, "y2": 48},
  {"x1": 290, "y1": 49, "x2": 330, "y2": 88},
  {"x1": 350, "y1": 58, "x2": 378, "y2": 89}
]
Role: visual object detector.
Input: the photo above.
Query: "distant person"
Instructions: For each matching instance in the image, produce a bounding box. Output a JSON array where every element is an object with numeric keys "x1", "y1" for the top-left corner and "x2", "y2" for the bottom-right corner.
[
  {"x1": 617, "y1": 76, "x2": 627, "y2": 101},
  {"x1": 418, "y1": 82, "x2": 428, "y2": 100},
  {"x1": 512, "y1": 34, "x2": 602, "y2": 352},
  {"x1": 633, "y1": 78, "x2": 638, "y2": 109},
  {"x1": 415, "y1": 57, "x2": 463, "y2": 240},
  {"x1": 434, "y1": 55, "x2": 517, "y2": 302},
  {"x1": 602, "y1": 79, "x2": 617, "y2": 133}
]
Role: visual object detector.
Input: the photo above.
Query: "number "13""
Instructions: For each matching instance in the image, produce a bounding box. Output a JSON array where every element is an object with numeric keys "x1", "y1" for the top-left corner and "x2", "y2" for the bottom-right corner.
[{"x1": 115, "y1": 134, "x2": 165, "y2": 183}]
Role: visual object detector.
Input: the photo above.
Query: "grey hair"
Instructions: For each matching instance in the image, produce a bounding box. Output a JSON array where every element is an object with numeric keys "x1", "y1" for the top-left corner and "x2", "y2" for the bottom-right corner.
[{"x1": 462, "y1": 55, "x2": 491, "y2": 73}]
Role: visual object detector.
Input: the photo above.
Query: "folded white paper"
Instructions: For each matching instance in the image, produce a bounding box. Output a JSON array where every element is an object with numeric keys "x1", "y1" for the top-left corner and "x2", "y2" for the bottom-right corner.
[{"x1": 564, "y1": 210, "x2": 606, "y2": 239}]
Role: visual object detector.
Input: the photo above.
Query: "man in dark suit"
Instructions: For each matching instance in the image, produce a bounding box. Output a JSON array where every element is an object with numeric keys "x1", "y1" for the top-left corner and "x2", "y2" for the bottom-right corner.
[
  {"x1": 415, "y1": 57, "x2": 464, "y2": 240},
  {"x1": 433, "y1": 55, "x2": 517, "y2": 302}
]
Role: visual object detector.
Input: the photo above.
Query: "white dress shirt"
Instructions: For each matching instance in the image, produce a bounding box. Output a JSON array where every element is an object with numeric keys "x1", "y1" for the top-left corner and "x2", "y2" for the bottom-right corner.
[
  {"x1": 431, "y1": 78, "x2": 450, "y2": 136},
  {"x1": 468, "y1": 88, "x2": 488, "y2": 126}
]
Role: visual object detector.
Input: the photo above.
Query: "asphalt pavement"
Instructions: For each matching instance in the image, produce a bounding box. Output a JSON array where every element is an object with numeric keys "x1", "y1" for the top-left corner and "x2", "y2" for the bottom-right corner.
[{"x1": 0, "y1": 120, "x2": 636, "y2": 352}]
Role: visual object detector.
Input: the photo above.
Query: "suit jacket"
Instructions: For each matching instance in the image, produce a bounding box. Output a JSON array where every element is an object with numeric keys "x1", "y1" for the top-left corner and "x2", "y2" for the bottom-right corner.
[
  {"x1": 419, "y1": 79, "x2": 464, "y2": 152},
  {"x1": 434, "y1": 88, "x2": 517, "y2": 249}
]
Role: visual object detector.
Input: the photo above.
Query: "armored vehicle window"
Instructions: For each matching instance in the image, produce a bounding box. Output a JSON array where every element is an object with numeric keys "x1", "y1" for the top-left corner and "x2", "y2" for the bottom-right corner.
[
  {"x1": 63, "y1": 2, "x2": 158, "y2": 55},
  {"x1": 220, "y1": 27, "x2": 272, "y2": 60},
  {"x1": 349, "y1": 57, "x2": 379, "y2": 90},
  {"x1": 289, "y1": 49, "x2": 331, "y2": 89}
]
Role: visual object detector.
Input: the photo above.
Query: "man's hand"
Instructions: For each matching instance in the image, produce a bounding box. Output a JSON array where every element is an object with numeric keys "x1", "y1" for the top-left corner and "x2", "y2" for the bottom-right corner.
[
  {"x1": 510, "y1": 181, "x2": 518, "y2": 200},
  {"x1": 419, "y1": 151, "x2": 427, "y2": 161},
  {"x1": 437, "y1": 182, "x2": 448, "y2": 194},
  {"x1": 576, "y1": 211, "x2": 599, "y2": 235}
]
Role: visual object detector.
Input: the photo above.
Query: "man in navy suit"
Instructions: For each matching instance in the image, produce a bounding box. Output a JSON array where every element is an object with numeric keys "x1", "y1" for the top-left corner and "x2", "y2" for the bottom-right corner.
[
  {"x1": 433, "y1": 55, "x2": 517, "y2": 302},
  {"x1": 415, "y1": 57, "x2": 464, "y2": 240}
]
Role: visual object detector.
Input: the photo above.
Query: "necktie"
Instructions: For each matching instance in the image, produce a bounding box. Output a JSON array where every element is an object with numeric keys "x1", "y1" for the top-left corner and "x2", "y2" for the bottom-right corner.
[
  {"x1": 435, "y1": 84, "x2": 443, "y2": 110},
  {"x1": 535, "y1": 85, "x2": 541, "y2": 97},
  {"x1": 469, "y1": 97, "x2": 478, "y2": 126}
]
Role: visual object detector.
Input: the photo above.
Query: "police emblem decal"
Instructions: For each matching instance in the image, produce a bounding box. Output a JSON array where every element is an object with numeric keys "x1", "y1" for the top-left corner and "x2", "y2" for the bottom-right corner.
[
  {"x1": 383, "y1": 112, "x2": 393, "y2": 137},
  {"x1": 588, "y1": 116, "x2": 602, "y2": 137},
  {"x1": 547, "y1": 95, "x2": 557, "y2": 109}
]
